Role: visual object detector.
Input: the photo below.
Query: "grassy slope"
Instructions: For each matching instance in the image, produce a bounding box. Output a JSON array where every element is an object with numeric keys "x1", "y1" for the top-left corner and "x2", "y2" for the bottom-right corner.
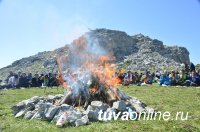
[{"x1": 0, "y1": 86, "x2": 200, "y2": 132}]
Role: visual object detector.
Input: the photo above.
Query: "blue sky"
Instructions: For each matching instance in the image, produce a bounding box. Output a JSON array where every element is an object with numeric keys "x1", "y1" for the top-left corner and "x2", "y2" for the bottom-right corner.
[{"x1": 0, "y1": 0, "x2": 200, "y2": 69}]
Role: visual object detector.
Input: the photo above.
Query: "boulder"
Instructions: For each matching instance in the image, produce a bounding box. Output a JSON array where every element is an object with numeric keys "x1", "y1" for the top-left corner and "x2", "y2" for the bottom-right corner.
[
  {"x1": 15, "y1": 109, "x2": 26, "y2": 118},
  {"x1": 112, "y1": 100, "x2": 126, "y2": 111},
  {"x1": 75, "y1": 115, "x2": 89, "y2": 126},
  {"x1": 56, "y1": 112, "x2": 68, "y2": 127},
  {"x1": 91, "y1": 101, "x2": 109, "y2": 111},
  {"x1": 103, "y1": 108, "x2": 116, "y2": 121},
  {"x1": 28, "y1": 96, "x2": 40, "y2": 104},
  {"x1": 66, "y1": 111, "x2": 83, "y2": 124},
  {"x1": 32, "y1": 111, "x2": 46, "y2": 120},
  {"x1": 52, "y1": 104, "x2": 72, "y2": 122},
  {"x1": 11, "y1": 101, "x2": 26, "y2": 115},
  {"x1": 132, "y1": 104, "x2": 146, "y2": 113},
  {"x1": 26, "y1": 102, "x2": 35, "y2": 111},
  {"x1": 24, "y1": 111, "x2": 36, "y2": 119},
  {"x1": 44, "y1": 105, "x2": 60, "y2": 120},
  {"x1": 86, "y1": 108, "x2": 100, "y2": 121}
]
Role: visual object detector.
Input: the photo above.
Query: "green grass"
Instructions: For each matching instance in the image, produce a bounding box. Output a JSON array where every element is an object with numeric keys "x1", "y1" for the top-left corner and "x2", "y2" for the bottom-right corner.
[{"x1": 0, "y1": 86, "x2": 200, "y2": 132}]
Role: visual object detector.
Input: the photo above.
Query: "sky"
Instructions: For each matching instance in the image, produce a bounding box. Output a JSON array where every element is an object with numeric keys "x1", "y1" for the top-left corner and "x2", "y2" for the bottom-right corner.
[{"x1": 0, "y1": 0, "x2": 200, "y2": 69}]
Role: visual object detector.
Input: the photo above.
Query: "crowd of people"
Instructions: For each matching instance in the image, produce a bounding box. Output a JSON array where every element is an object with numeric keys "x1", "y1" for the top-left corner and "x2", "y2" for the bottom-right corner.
[
  {"x1": 0, "y1": 62, "x2": 200, "y2": 89},
  {"x1": 0, "y1": 71, "x2": 63, "y2": 89},
  {"x1": 117, "y1": 62, "x2": 200, "y2": 87}
]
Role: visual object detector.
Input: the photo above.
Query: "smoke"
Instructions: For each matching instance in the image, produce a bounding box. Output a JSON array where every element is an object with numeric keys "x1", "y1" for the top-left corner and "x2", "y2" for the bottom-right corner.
[{"x1": 57, "y1": 30, "x2": 119, "y2": 106}]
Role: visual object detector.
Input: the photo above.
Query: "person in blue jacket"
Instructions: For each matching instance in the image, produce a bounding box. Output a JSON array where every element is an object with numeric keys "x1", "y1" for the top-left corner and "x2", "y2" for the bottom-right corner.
[{"x1": 158, "y1": 71, "x2": 170, "y2": 86}]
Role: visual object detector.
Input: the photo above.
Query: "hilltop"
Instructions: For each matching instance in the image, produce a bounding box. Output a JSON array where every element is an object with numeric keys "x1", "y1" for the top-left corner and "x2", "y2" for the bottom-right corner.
[{"x1": 0, "y1": 29, "x2": 190, "y2": 80}]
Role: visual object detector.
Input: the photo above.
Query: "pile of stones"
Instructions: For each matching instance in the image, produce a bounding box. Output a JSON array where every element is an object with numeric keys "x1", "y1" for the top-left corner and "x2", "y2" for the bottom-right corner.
[{"x1": 11, "y1": 94, "x2": 155, "y2": 127}]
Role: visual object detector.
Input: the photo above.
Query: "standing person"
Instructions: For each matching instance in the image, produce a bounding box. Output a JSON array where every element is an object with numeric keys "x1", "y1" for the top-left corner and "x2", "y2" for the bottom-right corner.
[
  {"x1": 39, "y1": 74, "x2": 44, "y2": 87},
  {"x1": 27, "y1": 73, "x2": 32, "y2": 87},
  {"x1": 7, "y1": 74, "x2": 16, "y2": 88},
  {"x1": 190, "y1": 62, "x2": 195, "y2": 72},
  {"x1": 42, "y1": 74, "x2": 49, "y2": 87},
  {"x1": 6, "y1": 71, "x2": 14, "y2": 84},
  {"x1": 184, "y1": 63, "x2": 190, "y2": 74},
  {"x1": 7, "y1": 74, "x2": 19, "y2": 88}
]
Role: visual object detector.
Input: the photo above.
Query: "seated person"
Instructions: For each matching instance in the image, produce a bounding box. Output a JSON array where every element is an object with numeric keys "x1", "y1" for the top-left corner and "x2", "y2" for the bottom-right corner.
[
  {"x1": 118, "y1": 69, "x2": 125, "y2": 84},
  {"x1": 134, "y1": 72, "x2": 140, "y2": 84},
  {"x1": 169, "y1": 71, "x2": 178, "y2": 86},
  {"x1": 155, "y1": 71, "x2": 161, "y2": 79},
  {"x1": 127, "y1": 71, "x2": 133, "y2": 84},
  {"x1": 32, "y1": 74, "x2": 42, "y2": 87},
  {"x1": 124, "y1": 73, "x2": 129, "y2": 86},
  {"x1": 49, "y1": 74, "x2": 58, "y2": 87},
  {"x1": 141, "y1": 71, "x2": 153, "y2": 86},
  {"x1": 177, "y1": 70, "x2": 188, "y2": 85},
  {"x1": 18, "y1": 73, "x2": 29, "y2": 88},
  {"x1": 158, "y1": 71, "x2": 170, "y2": 86},
  {"x1": 183, "y1": 71, "x2": 200, "y2": 86}
]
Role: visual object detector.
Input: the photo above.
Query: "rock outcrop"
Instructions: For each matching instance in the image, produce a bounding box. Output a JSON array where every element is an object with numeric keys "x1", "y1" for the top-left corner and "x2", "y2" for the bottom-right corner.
[{"x1": 0, "y1": 29, "x2": 190, "y2": 80}]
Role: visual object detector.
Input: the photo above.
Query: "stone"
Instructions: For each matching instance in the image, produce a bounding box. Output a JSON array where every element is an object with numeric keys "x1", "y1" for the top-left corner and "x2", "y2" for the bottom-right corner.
[
  {"x1": 52, "y1": 104, "x2": 72, "y2": 122},
  {"x1": 11, "y1": 101, "x2": 26, "y2": 115},
  {"x1": 44, "y1": 105, "x2": 60, "y2": 120},
  {"x1": 47, "y1": 95, "x2": 55, "y2": 100},
  {"x1": 15, "y1": 109, "x2": 26, "y2": 118},
  {"x1": 26, "y1": 102, "x2": 35, "y2": 111},
  {"x1": 75, "y1": 115, "x2": 89, "y2": 126},
  {"x1": 87, "y1": 108, "x2": 100, "y2": 121},
  {"x1": 103, "y1": 108, "x2": 116, "y2": 121},
  {"x1": 129, "y1": 98, "x2": 146, "y2": 108},
  {"x1": 61, "y1": 104, "x2": 71, "y2": 110},
  {"x1": 126, "y1": 107, "x2": 137, "y2": 120},
  {"x1": 32, "y1": 112, "x2": 46, "y2": 120},
  {"x1": 24, "y1": 111, "x2": 36, "y2": 119},
  {"x1": 55, "y1": 94, "x2": 64, "y2": 99},
  {"x1": 35, "y1": 102, "x2": 48, "y2": 112},
  {"x1": 132, "y1": 104, "x2": 146, "y2": 113},
  {"x1": 56, "y1": 112, "x2": 68, "y2": 127},
  {"x1": 66, "y1": 111, "x2": 83, "y2": 124},
  {"x1": 112, "y1": 100, "x2": 126, "y2": 111},
  {"x1": 28, "y1": 96, "x2": 40, "y2": 104},
  {"x1": 83, "y1": 105, "x2": 94, "y2": 115},
  {"x1": 91, "y1": 101, "x2": 109, "y2": 111}
]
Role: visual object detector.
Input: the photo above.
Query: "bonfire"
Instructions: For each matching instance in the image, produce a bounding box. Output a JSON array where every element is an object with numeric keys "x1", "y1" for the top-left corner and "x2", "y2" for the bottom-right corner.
[{"x1": 11, "y1": 34, "x2": 155, "y2": 127}]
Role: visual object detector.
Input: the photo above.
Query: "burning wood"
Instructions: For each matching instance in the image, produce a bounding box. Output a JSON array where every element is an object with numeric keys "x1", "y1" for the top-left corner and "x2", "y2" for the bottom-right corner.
[
  {"x1": 57, "y1": 74, "x2": 123, "y2": 108},
  {"x1": 53, "y1": 35, "x2": 124, "y2": 108}
]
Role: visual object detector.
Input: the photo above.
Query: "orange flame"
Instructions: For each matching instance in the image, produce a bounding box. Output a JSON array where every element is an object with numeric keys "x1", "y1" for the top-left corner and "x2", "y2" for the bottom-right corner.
[{"x1": 57, "y1": 35, "x2": 121, "y2": 95}]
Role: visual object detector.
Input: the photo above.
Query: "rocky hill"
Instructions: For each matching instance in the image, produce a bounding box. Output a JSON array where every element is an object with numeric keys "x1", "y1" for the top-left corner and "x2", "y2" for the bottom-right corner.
[{"x1": 0, "y1": 28, "x2": 190, "y2": 80}]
